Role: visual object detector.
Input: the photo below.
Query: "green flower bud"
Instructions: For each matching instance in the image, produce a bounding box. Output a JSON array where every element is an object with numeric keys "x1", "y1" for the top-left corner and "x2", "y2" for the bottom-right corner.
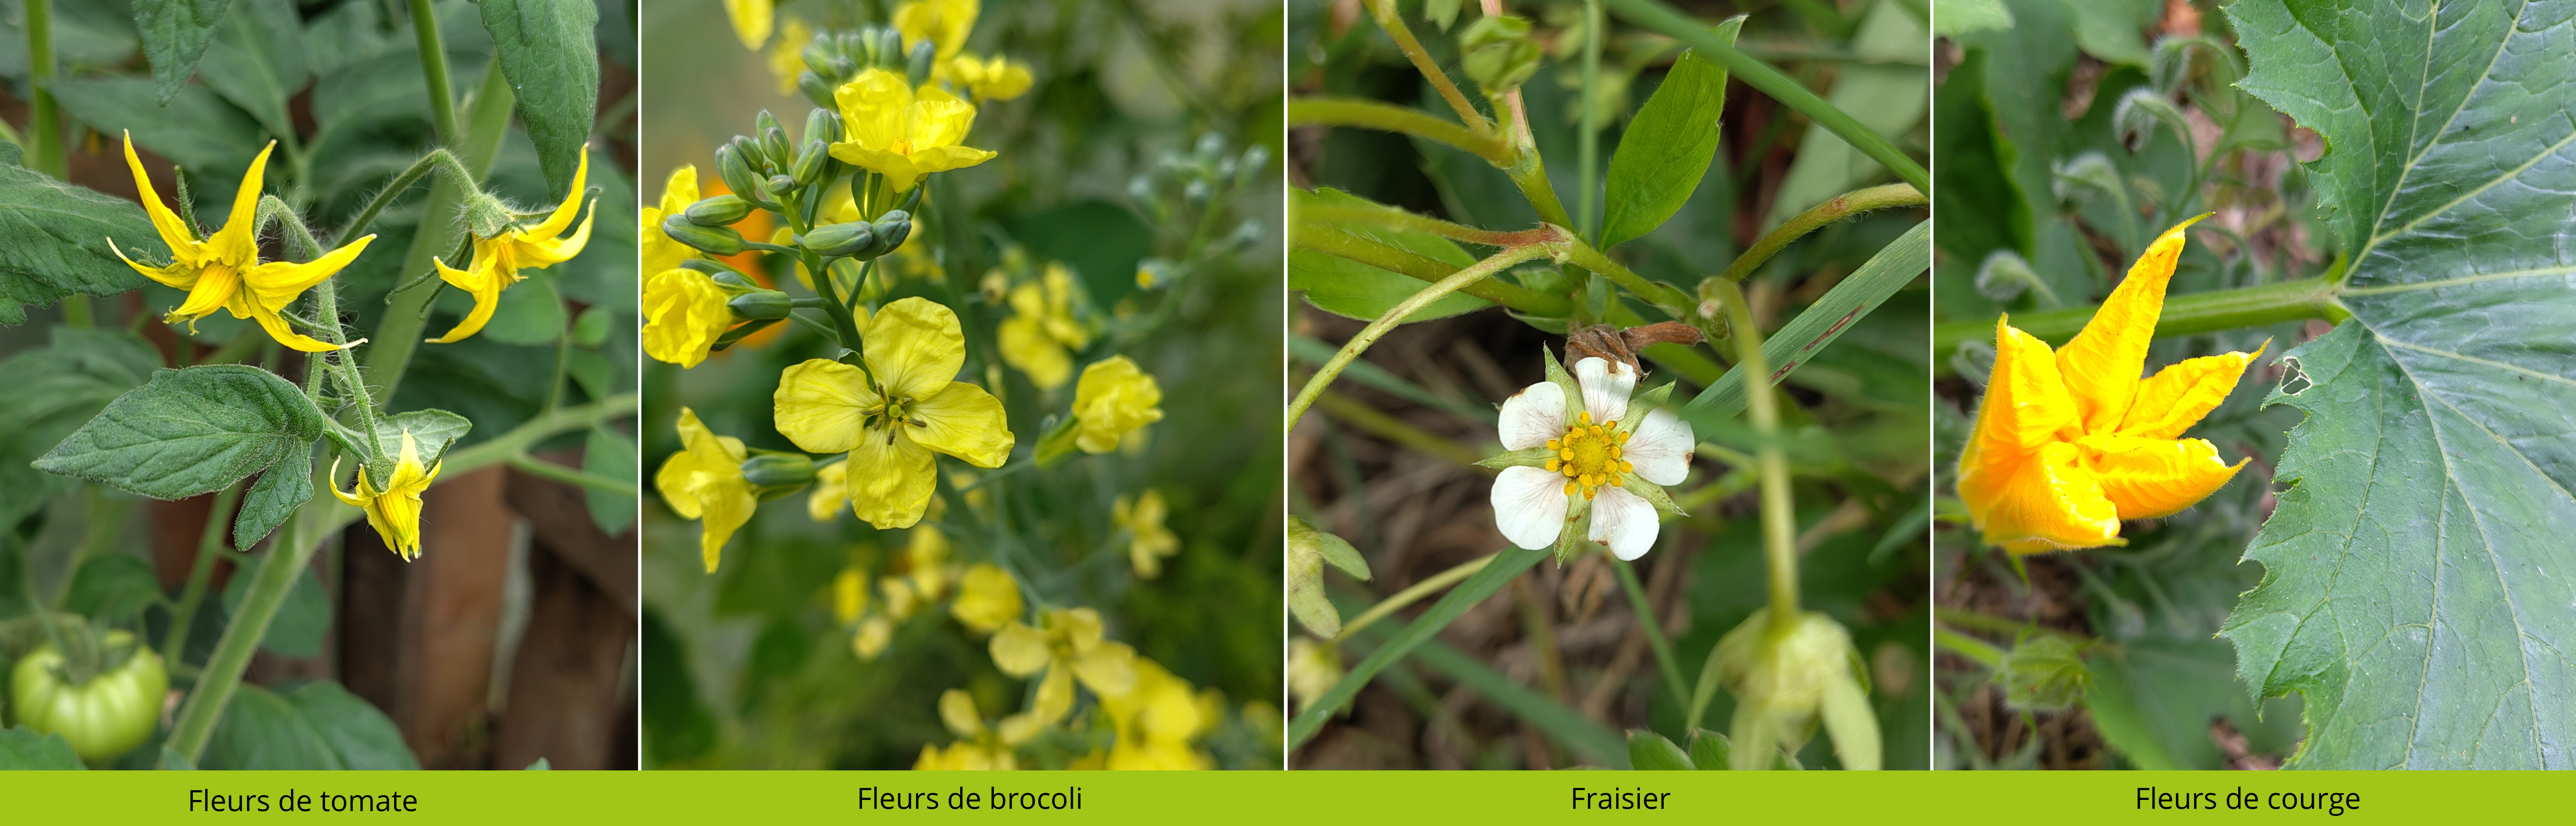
[
  {"x1": 767, "y1": 174, "x2": 799, "y2": 196},
  {"x1": 727, "y1": 289, "x2": 794, "y2": 321},
  {"x1": 803, "y1": 108, "x2": 842, "y2": 145},
  {"x1": 699, "y1": 267, "x2": 759, "y2": 291},
  {"x1": 759, "y1": 123, "x2": 792, "y2": 173},
  {"x1": 716, "y1": 144, "x2": 761, "y2": 204},
  {"x1": 800, "y1": 221, "x2": 878, "y2": 257},
  {"x1": 661, "y1": 214, "x2": 745, "y2": 256},
  {"x1": 906, "y1": 40, "x2": 936, "y2": 87},
  {"x1": 792, "y1": 140, "x2": 829, "y2": 185},
  {"x1": 1236, "y1": 145, "x2": 1269, "y2": 187},
  {"x1": 798, "y1": 70, "x2": 836, "y2": 109},
  {"x1": 1459, "y1": 15, "x2": 1543, "y2": 95},
  {"x1": 868, "y1": 209, "x2": 913, "y2": 257},
  {"x1": 1714, "y1": 611, "x2": 1879, "y2": 771},
  {"x1": 740, "y1": 453, "x2": 817, "y2": 489},
  {"x1": 874, "y1": 29, "x2": 904, "y2": 70},
  {"x1": 684, "y1": 195, "x2": 753, "y2": 226}
]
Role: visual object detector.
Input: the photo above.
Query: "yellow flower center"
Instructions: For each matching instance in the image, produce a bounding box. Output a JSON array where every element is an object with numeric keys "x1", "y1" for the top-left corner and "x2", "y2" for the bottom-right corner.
[
  {"x1": 1541, "y1": 411, "x2": 1632, "y2": 500},
  {"x1": 865, "y1": 381, "x2": 925, "y2": 442}
]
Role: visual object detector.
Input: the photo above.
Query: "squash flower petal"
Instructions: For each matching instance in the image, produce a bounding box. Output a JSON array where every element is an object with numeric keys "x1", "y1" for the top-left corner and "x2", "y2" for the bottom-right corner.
[
  {"x1": 113, "y1": 133, "x2": 372, "y2": 353},
  {"x1": 429, "y1": 148, "x2": 597, "y2": 344},
  {"x1": 1958, "y1": 217, "x2": 2263, "y2": 554}
]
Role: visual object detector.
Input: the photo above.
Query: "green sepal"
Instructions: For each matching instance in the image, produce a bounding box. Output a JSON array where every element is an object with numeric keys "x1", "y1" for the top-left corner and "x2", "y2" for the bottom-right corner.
[
  {"x1": 1541, "y1": 347, "x2": 1582, "y2": 423},
  {"x1": 1551, "y1": 495, "x2": 1595, "y2": 567},
  {"x1": 1619, "y1": 475, "x2": 1687, "y2": 518},
  {"x1": 1475, "y1": 445, "x2": 1555, "y2": 470},
  {"x1": 1032, "y1": 415, "x2": 1082, "y2": 468}
]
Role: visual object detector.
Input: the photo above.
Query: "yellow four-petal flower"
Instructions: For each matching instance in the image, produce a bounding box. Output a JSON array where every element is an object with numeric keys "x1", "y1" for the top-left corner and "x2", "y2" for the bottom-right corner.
[
  {"x1": 653, "y1": 407, "x2": 760, "y2": 572},
  {"x1": 1958, "y1": 216, "x2": 2264, "y2": 554},
  {"x1": 1071, "y1": 356, "x2": 1164, "y2": 453},
  {"x1": 828, "y1": 68, "x2": 996, "y2": 192},
  {"x1": 773, "y1": 297, "x2": 1013, "y2": 529}
]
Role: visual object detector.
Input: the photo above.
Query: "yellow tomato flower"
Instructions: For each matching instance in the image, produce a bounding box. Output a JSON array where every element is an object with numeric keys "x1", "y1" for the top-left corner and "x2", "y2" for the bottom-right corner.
[
  {"x1": 949, "y1": 52, "x2": 1033, "y2": 102},
  {"x1": 828, "y1": 68, "x2": 996, "y2": 192},
  {"x1": 640, "y1": 166, "x2": 699, "y2": 276},
  {"x1": 1113, "y1": 489, "x2": 1180, "y2": 578},
  {"x1": 990, "y1": 607, "x2": 1138, "y2": 742},
  {"x1": 641, "y1": 268, "x2": 733, "y2": 368},
  {"x1": 653, "y1": 407, "x2": 758, "y2": 572},
  {"x1": 1098, "y1": 658, "x2": 1214, "y2": 770},
  {"x1": 773, "y1": 297, "x2": 1014, "y2": 529},
  {"x1": 429, "y1": 148, "x2": 597, "y2": 343},
  {"x1": 328, "y1": 432, "x2": 440, "y2": 561},
  {"x1": 723, "y1": 0, "x2": 771, "y2": 48},
  {"x1": 894, "y1": 0, "x2": 978, "y2": 61},
  {"x1": 1072, "y1": 356, "x2": 1164, "y2": 453},
  {"x1": 111, "y1": 133, "x2": 375, "y2": 353},
  {"x1": 998, "y1": 263, "x2": 1091, "y2": 389},
  {"x1": 769, "y1": 17, "x2": 813, "y2": 95},
  {"x1": 950, "y1": 562, "x2": 1022, "y2": 633},
  {"x1": 1958, "y1": 216, "x2": 2263, "y2": 554}
]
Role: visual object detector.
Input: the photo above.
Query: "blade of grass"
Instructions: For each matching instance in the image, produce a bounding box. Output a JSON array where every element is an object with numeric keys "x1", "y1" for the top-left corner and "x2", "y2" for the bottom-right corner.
[
  {"x1": 1684, "y1": 220, "x2": 1927, "y2": 420},
  {"x1": 1407, "y1": 634, "x2": 1630, "y2": 767},
  {"x1": 1288, "y1": 544, "x2": 1549, "y2": 748}
]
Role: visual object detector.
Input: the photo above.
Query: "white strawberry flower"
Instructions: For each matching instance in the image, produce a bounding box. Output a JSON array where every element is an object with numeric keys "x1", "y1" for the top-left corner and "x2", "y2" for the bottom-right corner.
[{"x1": 1482, "y1": 351, "x2": 1694, "y2": 561}]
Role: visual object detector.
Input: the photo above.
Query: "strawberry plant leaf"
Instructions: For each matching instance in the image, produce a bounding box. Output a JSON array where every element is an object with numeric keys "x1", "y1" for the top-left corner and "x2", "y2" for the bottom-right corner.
[{"x1": 2220, "y1": 0, "x2": 2576, "y2": 769}]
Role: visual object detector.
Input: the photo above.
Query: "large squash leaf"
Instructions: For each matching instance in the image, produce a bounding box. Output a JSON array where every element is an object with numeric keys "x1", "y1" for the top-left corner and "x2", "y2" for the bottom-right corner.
[{"x1": 2220, "y1": 0, "x2": 2576, "y2": 769}]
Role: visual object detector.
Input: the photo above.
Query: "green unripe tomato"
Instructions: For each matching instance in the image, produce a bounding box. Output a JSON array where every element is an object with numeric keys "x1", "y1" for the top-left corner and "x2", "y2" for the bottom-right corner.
[{"x1": 12, "y1": 630, "x2": 168, "y2": 762}]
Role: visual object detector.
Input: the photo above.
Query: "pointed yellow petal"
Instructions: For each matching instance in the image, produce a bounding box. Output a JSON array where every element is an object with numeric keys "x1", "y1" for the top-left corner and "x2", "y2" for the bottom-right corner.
[
  {"x1": 906, "y1": 380, "x2": 1013, "y2": 468},
  {"x1": 2116, "y1": 342, "x2": 2265, "y2": 440},
  {"x1": 772, "y1": 359, "x2": 879, "y2": 454},
  {"x1": 327, "y1": 456, "x2": 372, "y2": 507},
  {"x1": 121, "y1": 132, "x2": 201, "y2": 256},
  {"x1": 1970, "y1": 442, "x2": 2124, "y2": 554},
  {"x1": 528, "y1": 148, "x2": 591, "y2": 239},
  {"x1": 863, "y1": 297, "x2": 966, "y2": 400},
  {"x1": 1958, "y1": 318, "x2": 2081, "y2": 495},
  {"x1": 245, "y1": 301, "x2": 351, "y2": 352},
  {"x1": 111, "y1": 237, "x2": 196, "y2": 289},
  {"x1": 244, "y1": 234, "x2": 375, "y2": 311},
  {"x1": 2053, "y1": 214, "x2": 2207, "y2": 434},
  {"x1": 2080, "y1": 434, "x2": 2246, "y2": 520},
  {"x1": 513, "y1": 199, "x2": 596, "y2": 268},
  {"x1": 425, "y1": 256, "x2": 506, "y2": 343},
  {"x1": 165, "y1": 263, "x2": 240, "y2": 322},
  {"x1": 205, "y1": 142, "x2": 278, "y2": 265}
]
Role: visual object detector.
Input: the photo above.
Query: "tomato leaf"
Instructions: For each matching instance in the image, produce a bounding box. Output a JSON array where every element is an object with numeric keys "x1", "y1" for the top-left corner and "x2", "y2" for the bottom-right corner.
[
  {"x1": 1598, "y1": 17, "x2": 1736, "y2": 250},
  {"x1": 473, "y1": 0, "x2": 600, "y2": 198},
  {"x1": 283, "y1": 681, "x2": 419, "y2": 770},
  {"x1": 0, "y1": 327, "x2": 160, "y2": 527},
  {"x1": 34, "y1": 365, "x2": 327, "y2": 501},
  {"x1": 2220, "y1": 0, "x2": 2576, "y2": 769},
  {"x1": 196, "y1": 0, "x2": 312, "y2": 140},
  {"x1": 585, "y1": 425, "x2": 639, "y2": 535},
  {"x1": 0, "y1": 157, "x2": 159, "y2": 325},
  {"x1": 0, "y1": 726, "x2": 85, "y2": 770},
  {"x1": 234, "y1": 447, "x2": 315, "y2": 551},
  {"x1": 203, "y1": 683, "x2": 342, "y2": 769},
  {"x1": 132, "y1": 0, "x2": 234, "y2": 104}
]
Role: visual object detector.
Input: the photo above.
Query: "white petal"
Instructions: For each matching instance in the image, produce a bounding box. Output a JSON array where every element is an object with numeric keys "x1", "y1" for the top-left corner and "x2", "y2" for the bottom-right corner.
[
  {"x1": 1490, "y1": 466, "x2": 1570, "y2": 550},
  {"x1": 1573, "y1": 357, "x2": 1635, "y2": 425},
  {"x1": 1587, "y1": 486, "x2": 1659, "y2": 561},
  {"x1": 1496, "y1": 381, "x2": 1566, "y2": 450},
  {"x1": 1625, "y1": 408, "x2": 1694, "y2": 486}
]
